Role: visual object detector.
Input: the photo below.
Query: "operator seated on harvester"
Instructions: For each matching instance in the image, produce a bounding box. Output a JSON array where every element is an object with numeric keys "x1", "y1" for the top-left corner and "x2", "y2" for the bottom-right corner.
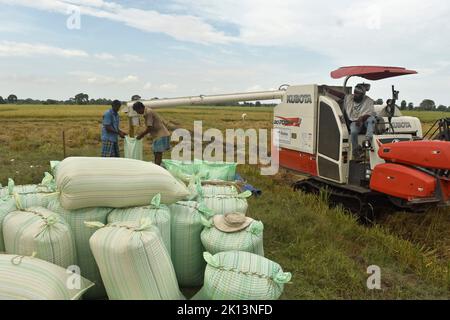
[
  {"x1": 325, "y1": 83, "x2": 376, "y2": 159},
  {"x1": 132, "y1": 101, "x2": 171, "y2": 166}
]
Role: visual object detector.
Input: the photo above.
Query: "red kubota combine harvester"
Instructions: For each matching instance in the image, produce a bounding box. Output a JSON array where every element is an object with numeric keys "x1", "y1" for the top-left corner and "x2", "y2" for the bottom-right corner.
[{"x1": 128, "y1": 66, "x2": 450, "y2": 219}]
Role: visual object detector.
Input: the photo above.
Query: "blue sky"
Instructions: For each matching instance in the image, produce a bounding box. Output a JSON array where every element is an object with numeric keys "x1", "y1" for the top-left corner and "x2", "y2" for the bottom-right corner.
[{"x1": 0, "y1": 0, "x2": 449, "y2": 105}]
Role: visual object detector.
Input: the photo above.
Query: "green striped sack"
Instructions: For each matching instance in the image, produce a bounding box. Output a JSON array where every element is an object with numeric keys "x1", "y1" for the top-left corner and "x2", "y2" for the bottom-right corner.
[
  {"x1": 192, "y1": 251, "x2": 291, "y2": 300},
  {"x1": 1, "y1": 176, "x2": 58, "y2": 209},
  {"x1": 46, "y1": 198, "x2": 112, "y2": 299},
  {"x1": 169, "y1": 201, "x2": 214, "y2": 287},
  {"x1": 162, "y1": 159, "x2": 237, "y2": 181},
  {"x1": 87, "y1": 219, "x2": 184, "y2": 300},
  {"x1": 55, "y1": 157, "x2": 190, "y2": 210},
  {"x1": 201, "y1": 190, "x2": 251, "y2": 215},
  {"x1": 107, "y1": 194, "x2": 171, "y2": 254},
  {"x1": 0, "y1": 197, "x2": 17, "y2": 252},
  {"x1": 3, "y1": 207, "x2": 76, "y2": 268},
  {"x1": 0, "y1": 254, "x2": 93, "y2": 300},
  {"x1": 200, "y1": 183, "x2": 240, "y2": 197},
  {"x1": 200, "y1": 218, "x2": 264, "y2": 256},
  {"x1": 194, "y1": 159, "x2": 237, "y2": 181},
  {"x1": 50, "y1": 160, "x2": 61, "y2": 176},
  {"x1": 162, "y1": 159, "x2": 198, "y2": 176}
]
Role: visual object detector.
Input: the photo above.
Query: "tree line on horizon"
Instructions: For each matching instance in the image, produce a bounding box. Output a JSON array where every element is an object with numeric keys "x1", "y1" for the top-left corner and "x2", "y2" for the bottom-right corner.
[{"x1": 0, "y1": 93, "x2": 448, "y2": 111}]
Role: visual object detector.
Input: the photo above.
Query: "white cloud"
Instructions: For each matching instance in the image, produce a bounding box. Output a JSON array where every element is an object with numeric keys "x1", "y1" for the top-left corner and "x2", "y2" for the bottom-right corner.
[
  {"x1": 69, "y1": 71, "x2": 139, "y2": 85},
  {"x1": 159, "y1": 83, "x2": 178, "y2": 91},
  {"x1": 143, "y1": 82, "x2": 152, "y2": 90},
  {"x1": 122, "y1": 54, "x2": 145, "y2": 63},
  {"x1": 0, "y1": 41, "x2": 88, "y2": 58},
  {"x1": 0, "y1": 0, "x2": 234, "y2": 44},
  {"x1": 121, "y1": 75, "x2": 139, "y2": 83},
  {"x1": 0, "y1": 74, "x2": 57, "y2": 85},
  {"x1": 94, "y1": 52, "x2": 115, "y2": 60},
  {"x1": 0, "y1": 40, "x2": 144, "y2": 64},
  {"x1": 175, "y1": 0, "x2": 450, "y2": 61}
]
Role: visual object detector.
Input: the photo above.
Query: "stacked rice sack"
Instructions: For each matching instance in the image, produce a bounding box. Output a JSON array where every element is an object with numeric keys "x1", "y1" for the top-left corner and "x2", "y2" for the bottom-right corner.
[
  {"x1": 162, "y1": 159, "x2": 237, "y2": 182},
  {"x1": 169, "y1": 201, "x2": 214, "y2": 287},
  {"x1": 0, "y1": 172, "x2": 60, "y2": 253},
  {"x1": 55, "y1": 157, "x2": 189, "y2": 210},
  {"x1": 46, "y1": 199, "x2": 112, "y2": 299},
  {"x1": 0, "y1": 197, "x2": 16, "y2": 252},
  {"x1": 1, "y1": 174, "x2": 58, "y2": 208},
  {"x1": 192, "y1": 251, "x2": 291, "y2": 300},
  {"x1": 108, "y1": 194, "x2": 171, "y2": 254},
  {"x1": 162, "y1": 159, "x2": 291, "y2": 300},
  {"x1": 0, "y1": 254, "x2": 93, "y2": 300},
  {"x1": 201, "y1": 213, "x2": 264, "y2": 256},
  {"x1": 0, "y1": 157, "x2": 190, "y2": 300},
  {"x1": 88, "y1": 219, "x2": 183, "y2": 300},
  {"x1": 3, "y1": 206, "x2": 76, "y2": 268},
  {"x1": 0, "y1": 157, "x2": 291, "y2": 300},
  {"x1": 51, "y1": 157, "x2": 189, "y2": 299}
]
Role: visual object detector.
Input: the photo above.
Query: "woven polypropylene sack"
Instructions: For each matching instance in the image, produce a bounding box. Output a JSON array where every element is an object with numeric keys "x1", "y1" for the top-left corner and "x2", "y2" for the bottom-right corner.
[
  {"x1": 162, "y1": 159, "x2": 197, "y2": 176},
  {"x1": 88, "y1": 220, "x2": 183, "y2": 300},
  {"x1": 194, "y1": 159, "x2": 237, "y2": 181},
  {"x1": 169, "y1": 201, "x2": 214, "y2": 287},
  {"x1": 124, "y1": 136, "x2": 143, "y2": 160},
  {"x1": 192, "y1": 251, "x2": 291, "y2": 300},
  {"x1": 46, "y1": 198, "x2": 111, "y2": 299},
  {"x1": 1, "y1": 176, "x2": 58, "y2": 209},
  {"x1": 55, "y1": 157, "x2": 190, "y2": 210},
  {"x1": 201, "y1": 190, "x2": 251, "y2": 215},
  {"x1": 3, "y1": 207, "x2": 76, "y2": 268},
  {"x1": 162, "y1": 159, "x2": 237, "y2": 181},
  {"x1": 0, "y1": 254, "x2": 93, "y2": 300},
  {"x1": 108, "y1": 194, "x2": 171, "y2": 254},
  {"x1": 0, "y1": 198, "x2": 16, "y2": 252},
  {"x1": 200, "y1": 218, "x2": 264, "y2": 256},
  {"x1": 200, "y1": 182, "x2": 240, "y2": 197}
]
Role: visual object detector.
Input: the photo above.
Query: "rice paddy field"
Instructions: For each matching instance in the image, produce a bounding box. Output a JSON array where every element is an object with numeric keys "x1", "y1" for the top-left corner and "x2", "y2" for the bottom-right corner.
[{"x1": 0, "y1": 104, "x2": 449, "y2": 299}]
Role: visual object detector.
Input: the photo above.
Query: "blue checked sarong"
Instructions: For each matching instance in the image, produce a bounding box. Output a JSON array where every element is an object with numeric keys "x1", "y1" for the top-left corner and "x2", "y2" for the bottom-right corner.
[
  {"x1": 101, "y1": 141, "x2": 120, "y2": 157},
  {"x1": 152, "y1": 136, "x2": 170, "y2": 153}
]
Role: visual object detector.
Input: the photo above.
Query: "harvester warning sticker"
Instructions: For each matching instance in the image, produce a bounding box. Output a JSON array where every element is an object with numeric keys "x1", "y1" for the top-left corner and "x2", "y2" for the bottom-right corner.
[
  {"x1": 279, "y1": 128, "x2": 291, "y2": 144},
  {"x1": 301, "y1": 132, "x2": 313, "y2": 150}
]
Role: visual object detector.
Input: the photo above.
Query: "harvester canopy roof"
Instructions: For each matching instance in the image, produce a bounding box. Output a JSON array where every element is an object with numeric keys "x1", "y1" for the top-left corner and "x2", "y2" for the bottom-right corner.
[{"x1": 331, "y1": 66, "x2": 417, "y2": 80}]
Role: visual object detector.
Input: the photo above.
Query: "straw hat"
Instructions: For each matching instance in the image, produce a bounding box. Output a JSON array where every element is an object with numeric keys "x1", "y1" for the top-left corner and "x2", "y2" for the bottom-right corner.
[{"x1": 213, "y1": 213, "x2": 254, "y2": 233}]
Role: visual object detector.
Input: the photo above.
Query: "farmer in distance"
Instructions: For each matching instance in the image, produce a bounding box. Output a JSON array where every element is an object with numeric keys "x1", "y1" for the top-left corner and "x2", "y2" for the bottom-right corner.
[
  {"x1": 132, "y1": 101, "x2": 171, "y2": 166},
  {"x1": 101, "y1": 99, "x2": 127, "y2": 157}
]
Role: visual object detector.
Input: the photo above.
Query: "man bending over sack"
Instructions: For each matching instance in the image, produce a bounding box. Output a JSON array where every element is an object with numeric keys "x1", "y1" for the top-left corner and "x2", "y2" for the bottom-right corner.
[
  {"x1": 101, "y1": 100, "x2": 127, "y2": 157},
  {"x1": 133, "y1": 101, "x2": 171, "y2": 166}
]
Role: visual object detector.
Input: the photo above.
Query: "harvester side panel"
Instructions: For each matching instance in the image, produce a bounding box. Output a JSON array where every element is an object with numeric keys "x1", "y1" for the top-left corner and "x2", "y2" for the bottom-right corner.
[
  {"x1": 273, "y1": 85, "x2": 318, "y2": 155},
  {"x1": 379, "y1": 140, "x2": 450, "y2": 170},
  {"x1": 370, "y1": 163, "x2": 437, "y2": 200}
]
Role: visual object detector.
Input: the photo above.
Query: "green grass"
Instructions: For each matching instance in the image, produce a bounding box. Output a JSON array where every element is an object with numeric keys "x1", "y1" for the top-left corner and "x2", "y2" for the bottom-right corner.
[
  {"x1": 1, "y1": 104, "x2": 449, "y2": 299},
  {"x1": 243, "y1": 165, "x2": 449, "y2": 299},
  {"x1": 403, "y1": 110, "x2": 449, "y2": 123}
]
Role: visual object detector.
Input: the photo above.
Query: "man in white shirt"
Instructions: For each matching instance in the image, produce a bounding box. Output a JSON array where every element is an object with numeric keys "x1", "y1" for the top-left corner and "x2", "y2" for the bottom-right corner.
[{"x1": 344, "y1": 84, "x2": 376, "y2": 158}]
